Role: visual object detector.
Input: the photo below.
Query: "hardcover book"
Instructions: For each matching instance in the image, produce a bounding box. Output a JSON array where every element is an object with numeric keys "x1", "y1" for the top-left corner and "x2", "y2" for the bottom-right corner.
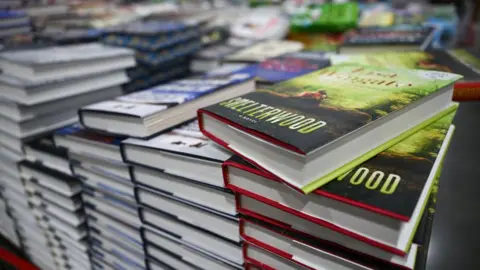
[
  {"x1": 227, "y1": 112, "x2": 454, "y2": 257},
  {"x1": 330, "y1": 50, "x2": 480, "y2": 101},
  {"x1": 54, "y1": 123, "x2": 127, "y2": 163},
  {"x1": 24, "y1": 138, "x2": 72, "y2": 175},
  {"x1": 224, "y1": 40, "x2": 304, "y2": 63},
  {"x1": 123, "y1": 119, "x2": 233, "y2": 187},
  {"x1": 199, "y1": 63, "x2": 460, "y2": 193},
  {"x1": 80, "y1": 67, "x2": 256, "y2": 137},
  {"x1": 191, "y1": 44, "x2": 242, "y2": 72},
  {"x1": 135, "y1": 39, "x2": 202, "y2": 66},
  {"x1": 0, "y1": 43, "x2": 135, "y2": 82},
  {"x1": 254, "y1": 51, "x2": 331, "y2": 86},
  {"x1": 241, "y1": 218, "x2": 419, "y2": 270}
]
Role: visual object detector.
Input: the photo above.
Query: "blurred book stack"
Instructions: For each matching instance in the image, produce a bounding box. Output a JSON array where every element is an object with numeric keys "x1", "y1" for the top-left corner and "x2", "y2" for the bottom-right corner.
[
  {"x1": 102, "y1": 20, "x2": 204, "y2": 93},
  {"x1": 18, "y1": 139, "x2": 90, "y2": 270},
  {"x1": 0, "y1": 42, "x2": 135, "y2": 268},
  {"x1": 0, "y1": 10, "x2": 32, "y2": 43},
  {"x1": 52, "y1": 124, "x2": 146, "y2": 270},
  {"x1": 0, "y1": 186, "x2": 21, "y2": 248}
]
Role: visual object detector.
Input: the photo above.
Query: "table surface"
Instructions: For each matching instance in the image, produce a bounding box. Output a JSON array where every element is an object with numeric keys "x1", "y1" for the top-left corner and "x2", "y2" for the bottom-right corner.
[{"x1": 426, "y1": 102, "x2": 480, "y2": 270}]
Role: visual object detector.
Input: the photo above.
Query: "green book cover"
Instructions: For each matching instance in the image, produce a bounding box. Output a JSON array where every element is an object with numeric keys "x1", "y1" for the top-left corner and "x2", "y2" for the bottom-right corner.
[{"x1": 202, "y1": 64, "x2": 460, "y2": 192}]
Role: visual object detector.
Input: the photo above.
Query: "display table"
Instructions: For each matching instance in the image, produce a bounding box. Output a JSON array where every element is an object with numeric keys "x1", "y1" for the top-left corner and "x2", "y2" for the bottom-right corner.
[{"x1": 427, "y1": 102, "x2": 480, "y2": 270}]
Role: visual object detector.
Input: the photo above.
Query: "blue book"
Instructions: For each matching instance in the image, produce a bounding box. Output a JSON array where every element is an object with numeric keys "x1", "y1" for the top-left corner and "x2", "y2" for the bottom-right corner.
[{"x1": 79, "y1": 66, "x2": 256, "y2": 137}]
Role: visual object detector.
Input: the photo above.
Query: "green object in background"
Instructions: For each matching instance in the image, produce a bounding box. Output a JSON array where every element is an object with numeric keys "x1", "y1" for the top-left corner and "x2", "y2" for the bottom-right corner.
[{"x1": 290, "y1": 2, "x2": 359, "y2": 33}]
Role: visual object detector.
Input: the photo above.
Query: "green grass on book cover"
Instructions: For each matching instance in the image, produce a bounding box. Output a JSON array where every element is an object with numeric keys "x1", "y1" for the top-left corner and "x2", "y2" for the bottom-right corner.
[{"x1": 205, "y1": 63, "x2": 461, "y2": 154}]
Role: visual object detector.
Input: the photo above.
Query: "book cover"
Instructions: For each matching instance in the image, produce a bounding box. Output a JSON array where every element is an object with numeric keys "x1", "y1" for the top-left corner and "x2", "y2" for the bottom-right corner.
[
  {"x1": 135, "y1": 39, "x2": 202, "y2": 66},
  {"x1": 226, "y1": 111, "x2": 455, "y2": 222},
  {"x1": 26, "y1": 137, "x2": 69, "y2": 159},
  {"x1": 123, "y1": 119, "x2": 232, "y2": 163},
  {"x1": 84, "y1": 67, "x2": 255, "y2": 118},
  {"x1": 343, "y1": 25, "x2": 435, "y2": 46},
  {"x1": 103, "y1": 28, "x2": 199, "y2": 51},
  {"x1": 201, "y1": 64, "x2": 460, "y2": 155},
  {"x1": 329, "y1": 50, "x2": 480, "y2": 100},
  {"x1": 225, "y1": 40, "x2": 304, "y2": 63},
  {"x1": 255, "y1": 51, "x2": 331, "y2": 85},
  {"x1": 0, "y1": 43, "x2": 134, "y2": 66}
]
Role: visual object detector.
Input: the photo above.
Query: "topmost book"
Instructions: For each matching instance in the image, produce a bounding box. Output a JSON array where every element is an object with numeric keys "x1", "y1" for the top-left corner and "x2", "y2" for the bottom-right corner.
[
  {"x1": 0, "y1": 43, "x2": 135, "y2": 82},
  {"x1": 198, "y1": 63, "x2": 461, "y2": 193}
]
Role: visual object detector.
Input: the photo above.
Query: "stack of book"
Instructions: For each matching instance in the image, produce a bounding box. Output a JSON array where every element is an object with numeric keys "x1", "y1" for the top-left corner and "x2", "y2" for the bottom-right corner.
[
  {"x1": 53, "y1": 124, "x2": 146, "y2": 270},
  {"x1": 197, "y1": 64, "x2": 460, "y2": 269},
  {"x1": 0, "y1": 188, "x2": 21, "y2": 247},
  {"x1": 0, "y1": 43, "x2": 135, "y2": 152},
  {"x1": 19, "y1": 138, "x2": 90, "y2": 270},
  {"x1": 102, "y1": 20, "x2": 203, "y2": 92},
  {"x1": 74, "y1": 65, "x2": 257, "y2": 269},
  {"x1": 0, "y1": 10, "x2": 32, "y2": 40}
]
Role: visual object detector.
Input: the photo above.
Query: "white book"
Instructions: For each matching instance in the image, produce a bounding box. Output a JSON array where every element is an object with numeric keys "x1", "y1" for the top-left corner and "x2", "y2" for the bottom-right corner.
[
  {"x1": 0, "y1": 43, "x2": 135, "y2": 82},
  {"x1": 69, "y1": 152, "x2": 131, "y2": 182},
  {"x1": 0, "y1": 108, "x2": 78, "y2": 139},
  {"x1": 0, "y1": 71, "x2": 127, "y2": 105},
  {"x1": 0, "y1": 86, "x2": 122, "y2": 122},
  {"x1": 80, "y1": 67, "x2": 256, "y2": 137},
  {"x1": 142, "y1": 207, "x2": 242, "y2": 265},
  {"x1": 132, "y1": 165, "x2": 236, "y2": 215},
  {"x1": 91, "y1": 245, "x2": 145, "y2": 270},
  {"x1": 145, "y1": 228, "x2": 241, "y2": 270},
  {"x1": 91, "y1": 231, "x2": 146, "y2": 268},
  {"x1": 225, "y1": 40, "x2": 304, "y2": 62},
  {"x1": 123, "y1": 119, "x2": 232, "y2": 187},
  {"x1": 138, "y1": 187, "x2": 239, "y2": 243}
]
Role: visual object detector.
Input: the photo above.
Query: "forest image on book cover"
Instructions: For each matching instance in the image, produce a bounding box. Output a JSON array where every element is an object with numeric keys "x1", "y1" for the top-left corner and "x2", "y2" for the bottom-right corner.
[
  {"x1": 320, "y1": 111, "x2": 454, "y2": 218},
  {"x1": 206, "y1": 64, "x2": 460, "y2": 153}
]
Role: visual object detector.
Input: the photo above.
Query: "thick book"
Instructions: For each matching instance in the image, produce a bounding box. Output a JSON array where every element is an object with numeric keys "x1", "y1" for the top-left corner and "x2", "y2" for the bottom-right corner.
[
  {"x1": 54, "y1": 123, "x2": 126, "y2": 164},
  {"x1": 224, "y1": 40, "x2": 304, "y2": 63},
  {"x1": 0, "y1": 43, "x2": 135, "y2": 82},
  {"x1": 73, "y1": 164, "x2": 135, "y2": 203},
  {"x1": 144, "y1": 228, "x2": 242, "y2": 270},
  {"x1": 123, "y1": 64, "x2": 190, "y2": 93},
  {"x1": 0, "y1": 86, "x2": 123, "y2": 121},
  {"x1": 18, "y1": 160, "x2": 82, "y2": 196},
  {"x1": 0, "y1": 108, "x2": 78, "y2": 139},
  {"x1": 241, "y1": 218, "x2": 419, "y2": 270},
  {"x1": 341, "y1": 25, "x2": 436, "y2": 53},
  {"x1": 137, "y1": 186, "x2": 239, "y2": 243},
  {"x1": 91, "y1": 245, "x2": 145, "y2": 270},
  {"x1": 190, "y1": 44, "x2": 242, "y2": 72},
  {"x1": 123, "y1": 119, "x2": 233, "y2": 187},
  {"x1": 132, "y1": 165, "x2": 235, "y2": 215},
  {"x1": 328, "y1": 50, "x2": 480, "y2": 101},
  {"x1": 254, "y1": 51, "x2": 331, "y2": 86},
  {"x1": 24, "y1": 138, "x2": 72, "y2": 175},
  {"x1": 90, "y1": 232, "x2": 146, "y2": 269},
  {"x1": 0, "y1": 70, "x2": 127, "y2": 105},
  {"x1": 225, "y1": 112, "x2": 455, "y2": 256},
  {"x1": 85, "y1": 208, "x2": 144, "y2": 250},
  {"x1": 33, "y1": 182, "x2": 82, "y2": 212},
  {"x1": 80, "y1": 67, "x2": 256, "y2": 138},
  {"x1": 141, "y1": 207, "x2": 243, "y2": 266},
  {"x1": 199, "y1": 63, "x2": 460, "y2": 193},
  {"x1": 69, "y1": 152, "x2": 131, "y2": 182}
]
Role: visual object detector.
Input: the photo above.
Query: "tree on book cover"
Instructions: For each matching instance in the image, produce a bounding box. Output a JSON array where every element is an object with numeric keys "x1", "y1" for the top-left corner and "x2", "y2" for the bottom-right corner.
[
  {"x1": 330, "y1": 50, "x2": 480, "y2": 100},
  {"x1": 205, "y1": 64, "x2": 460, "y2": 153},
  {"x1": 322, "y1": 111, "x2": 454, "y2": 218}
]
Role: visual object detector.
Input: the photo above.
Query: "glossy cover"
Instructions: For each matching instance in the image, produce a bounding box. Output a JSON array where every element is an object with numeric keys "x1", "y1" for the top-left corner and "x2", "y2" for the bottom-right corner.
[
  {"x1": 224, "y1": 111, "x2": 455, "y2": 221},
  {"x1": 201, "y1": 64, "x2": 461, "y2": 154}
]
